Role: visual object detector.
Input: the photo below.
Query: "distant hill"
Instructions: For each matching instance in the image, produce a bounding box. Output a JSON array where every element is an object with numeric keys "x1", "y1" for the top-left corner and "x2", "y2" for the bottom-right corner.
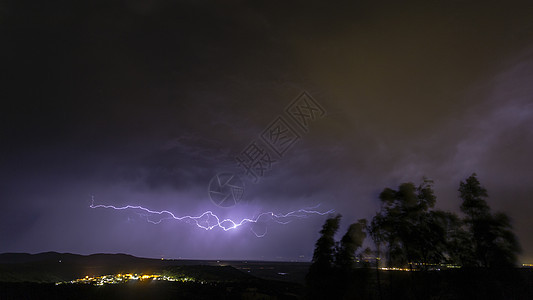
[
  {"x1": 0, "y1": 252, "x2": 310, "y2": 284},
  {"x1": 0, "y1": 252, "x2": 306, "y2": 299},
  {"x1": 0, "y1": 252, "x2": 138, "y2": 264},
  {"x1": 0, "y1": 252, "x2": 153, "y2": 283},
  {"x1": 0, "y1": 252, "x2": 227, "y2": 283}
]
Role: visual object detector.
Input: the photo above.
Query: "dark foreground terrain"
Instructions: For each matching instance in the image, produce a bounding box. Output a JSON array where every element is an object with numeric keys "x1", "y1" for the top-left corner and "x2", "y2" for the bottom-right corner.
[
  {"x1": 309, "y1": 267, "x2": 533, "y2": 300},
  {"x1": 0, "y1": 252, "x2": 305, "y2": 299},
  {"x1": 1, "y1": 280, "x2": 303, "y2": 300},
  {"x1": 1, "y1": 252, "x2": 532, "y2": 299}
]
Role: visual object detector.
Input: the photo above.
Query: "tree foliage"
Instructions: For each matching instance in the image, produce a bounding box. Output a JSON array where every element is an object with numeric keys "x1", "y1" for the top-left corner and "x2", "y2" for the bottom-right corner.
[
  {"x1": 336, "y1": 219, "x2": 367, "y2": 271},
  {"x1": 307, "y1": 174, "x2": 523, "y2": 298},
  {"x1": 370, "y1": 178, "x2": 448, "y2": 268},
  {"x1": 307, "y1": 215, "x2": 368, "y2": 298},
  {"x1": 459, "y1": 173, "x2": 490, "y2": 220},
  {"x1": 368, "y1": 174, "x2": 520, "y2": 269},
  {"x1": 310, "y1": 214, "x2": 341, "y2": 272},
  {"x1": 459, "y1": 173, "x2": 521, "y2": 267}
]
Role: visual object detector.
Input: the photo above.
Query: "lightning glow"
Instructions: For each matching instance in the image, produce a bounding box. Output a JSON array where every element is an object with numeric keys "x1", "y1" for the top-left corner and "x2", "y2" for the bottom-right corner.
[{"x1": 90, "y1": 196, "x2": 334, "y2": 237}]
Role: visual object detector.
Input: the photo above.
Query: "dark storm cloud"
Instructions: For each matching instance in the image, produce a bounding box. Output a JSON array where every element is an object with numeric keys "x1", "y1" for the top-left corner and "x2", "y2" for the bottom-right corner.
[
  {"x1": 1, "y1": 0, "x2": 533, "y2": 261},
  {"x1": 448, "y1": 55, "x2": 533, "y2": 261}
]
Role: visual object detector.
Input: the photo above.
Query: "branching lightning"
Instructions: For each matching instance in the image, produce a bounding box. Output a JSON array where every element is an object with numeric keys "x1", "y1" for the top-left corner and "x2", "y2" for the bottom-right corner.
[{"x1": 90, "y1": 196, "x2": 334, "y2": 237}]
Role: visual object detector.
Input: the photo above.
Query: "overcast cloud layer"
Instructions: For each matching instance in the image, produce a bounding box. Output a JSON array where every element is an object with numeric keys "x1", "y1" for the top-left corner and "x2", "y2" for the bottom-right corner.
[{"x1": 1, "y1": 0, "x2": 533, "y2": 262}]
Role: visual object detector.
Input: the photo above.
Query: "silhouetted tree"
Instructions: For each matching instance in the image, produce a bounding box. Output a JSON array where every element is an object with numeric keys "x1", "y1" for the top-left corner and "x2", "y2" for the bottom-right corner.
[
  {"x1": 368, "y1": 217, "x2": 385, "y2": 300},
  {"x1": 459, "y1": 174, "x2": 521, "y2": 267},
  {"x1": 307, "y1": 215, "x2": 372, "y2": 299},
  {"x1": 311, "y1": 214, "x2": 341, "y2": 270},
  {"x1": 312, "y1": 175, "x2": 525, "y2": 299},
  {"x1": 440, "y1": 211, "x2": 474, "y2": 266},
  {"x1": 411, "y1": 210, "x2": 449, "y2": 268},
  {"x1": 487, "y1": 212, "x2": 521, "y2": 267},
  {"x1": 460, "y1": 173, "x2": 491, "y2": 220},
  {"x1": 335, "y1": 218, "x2": 367, "y2": 271},
  {"x1": 371, "y1": 178, "x2": 449, "y2": 268},
  {"x1": 306, "y1": 214, "x2": 341, "y2": 297}
]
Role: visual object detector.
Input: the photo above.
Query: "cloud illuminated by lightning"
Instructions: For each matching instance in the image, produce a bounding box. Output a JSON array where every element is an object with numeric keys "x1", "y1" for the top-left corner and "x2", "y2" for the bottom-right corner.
[{"x1": 90, "y1": 196, "x2": 334, "y2": 237}]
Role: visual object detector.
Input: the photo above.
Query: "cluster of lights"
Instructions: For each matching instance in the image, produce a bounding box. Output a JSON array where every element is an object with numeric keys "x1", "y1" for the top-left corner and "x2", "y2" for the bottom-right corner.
[
  {"x1": 378, "y1": 263, "x2": 462, "y2": 272},
  {"x1": 379, "y1": 267, "x2": 414, "y2": 272},
  {"x1": 55, "y1": 273, "x2": 197, "y2": 286},
  {"x1": 411, "y1": 262, "x2": 461, "y2": 269}
]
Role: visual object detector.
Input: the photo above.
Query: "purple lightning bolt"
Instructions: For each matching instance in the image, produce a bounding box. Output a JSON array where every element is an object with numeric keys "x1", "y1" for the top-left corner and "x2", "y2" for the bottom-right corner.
[{"x1": 90, "y1": 196, "x2": 334, "y2": 237}]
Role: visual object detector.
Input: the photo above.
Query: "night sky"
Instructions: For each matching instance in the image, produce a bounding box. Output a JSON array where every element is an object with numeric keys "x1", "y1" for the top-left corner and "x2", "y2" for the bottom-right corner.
[{"x1": 2, "y1": 0, "x2": 533, "y2": 262}]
